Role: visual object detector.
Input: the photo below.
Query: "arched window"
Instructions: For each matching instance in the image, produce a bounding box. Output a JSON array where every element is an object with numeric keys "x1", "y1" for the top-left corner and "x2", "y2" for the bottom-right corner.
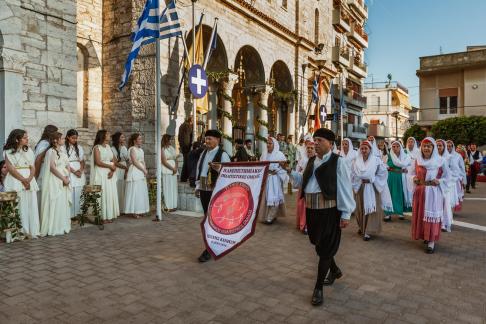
[
  {"x1": 77, "y1": 44, "x2": 88, "y2": 128},
  {"x1": 314, "y1": 9, "x2": 320, "y2": 44}
]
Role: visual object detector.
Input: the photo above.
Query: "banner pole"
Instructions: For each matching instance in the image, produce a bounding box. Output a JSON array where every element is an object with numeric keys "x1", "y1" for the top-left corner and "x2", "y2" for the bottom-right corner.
[
  {"x1": 192, "y1": 0, "x2": 197, "y2": 138},
  {"x1": 155, "y1": 21, "x2": 162, "y2": 221},
  {"x1": 203, "y1": 18, "x2": 218, "y2": 70}
]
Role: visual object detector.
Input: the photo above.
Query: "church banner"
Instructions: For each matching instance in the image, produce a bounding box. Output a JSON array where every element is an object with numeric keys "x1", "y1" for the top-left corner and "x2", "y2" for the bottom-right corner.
[{"x1": 201, "y1": 162, "x2": 269, "y2": 260}]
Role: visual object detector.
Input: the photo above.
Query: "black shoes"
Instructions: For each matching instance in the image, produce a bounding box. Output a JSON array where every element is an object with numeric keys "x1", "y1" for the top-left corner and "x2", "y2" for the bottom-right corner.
[
  {"x1": 311, "y1": 287, "x2": 323, "y2": 306},
  {"x1": 198, "y1": 250, "x2": 212, "y2": 263},
  {"x1": 383, "y1": 216, "x2": 392, "y2": 222},
  {"x1": 324, "y1": 268, "x2": 343, "y2": 286},
  {"x1": 426, "y1": 247, "x2": 435, "y2": 254}
]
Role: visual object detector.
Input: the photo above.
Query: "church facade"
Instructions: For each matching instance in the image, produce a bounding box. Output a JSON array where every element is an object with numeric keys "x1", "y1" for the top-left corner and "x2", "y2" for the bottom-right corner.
[{"x1": 0, "y1": 0, "x2": 368, "y2": 166}]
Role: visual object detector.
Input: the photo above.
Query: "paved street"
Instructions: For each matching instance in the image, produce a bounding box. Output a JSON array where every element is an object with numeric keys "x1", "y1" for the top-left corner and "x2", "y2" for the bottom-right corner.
[{"x1": 1, "y1": 184, "x2": 486, "y2": 324}]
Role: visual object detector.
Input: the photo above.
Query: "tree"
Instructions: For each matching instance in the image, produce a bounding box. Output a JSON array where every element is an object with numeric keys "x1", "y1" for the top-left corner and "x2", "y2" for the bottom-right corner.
[
  {"x1": 403, "y1": 124, "x2": 426, "y2": 142},
  {"x1": 431, "y1": 116, "x2": 486, "y2": 145}
]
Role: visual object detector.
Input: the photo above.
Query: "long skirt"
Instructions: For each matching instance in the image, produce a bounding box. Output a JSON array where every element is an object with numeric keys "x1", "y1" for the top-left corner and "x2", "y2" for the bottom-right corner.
[
  {"x1": 162, "y1": 173, "x2": 178, "y2": 209},
  {"x1": 386, "y1": 172, "x2": 408, "y2": 216},
  {"x1": 306, "y1": 207, "x2": 341, "y2": 257},
  {"x1": 19, "y1": 190, "x2": 41, "y2": 238},
  {"x1": 296, "y1": 190, "x2": 306, "y2": 231},
  {"x1": 124, "y1": 179, "x2": 150, "y2": 214},
  {"x1": 354, "y1": 185, "x2": 383, "y2": 235},
  {"x1": 411, "y1": 188, "x2": 441, "y2": 242},
  {"x1": 115, "y1": 168, "x2": 126, "y2": 213},
  {"x1": 41, "y1": 186, "x2": 71, "y2": 236}
]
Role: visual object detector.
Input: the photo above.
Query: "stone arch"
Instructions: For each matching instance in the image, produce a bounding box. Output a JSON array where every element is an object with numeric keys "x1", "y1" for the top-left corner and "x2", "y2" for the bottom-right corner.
[
  {"x1": 185, "y1": 24, "x2": 229, "y2": 73},
  {"x1": 268, "y1": 60, "x2": 293, "y2": 136}
]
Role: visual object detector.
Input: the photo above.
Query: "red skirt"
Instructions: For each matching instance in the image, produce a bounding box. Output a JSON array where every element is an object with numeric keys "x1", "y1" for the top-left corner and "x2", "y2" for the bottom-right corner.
[{"x1": 411, "y1": 186, "x2": 441, "y2": 242}]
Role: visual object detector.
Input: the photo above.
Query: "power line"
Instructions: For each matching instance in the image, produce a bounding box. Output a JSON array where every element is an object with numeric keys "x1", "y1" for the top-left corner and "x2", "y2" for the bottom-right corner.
[{"x1": 365, "y1": 104, "x2": 486, "y2": 111}]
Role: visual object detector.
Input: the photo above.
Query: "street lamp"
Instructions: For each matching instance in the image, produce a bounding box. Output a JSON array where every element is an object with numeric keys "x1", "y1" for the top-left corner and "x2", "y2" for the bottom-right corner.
[{"x1": 391, "y1": 111, "x2": 399, "y2": 140}]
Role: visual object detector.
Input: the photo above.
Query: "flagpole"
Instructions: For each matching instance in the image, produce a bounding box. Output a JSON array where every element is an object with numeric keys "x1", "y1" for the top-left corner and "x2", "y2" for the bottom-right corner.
[
  {"x1": 192, "y1": 0, "x2": 197, "y2": 137},
  {"x1": 339, "y1": 71, "x2": 344, "y2": 142},
  {"x1": 155, "y1": 13, "x2": 162, "y2": 221},
  {"x1": 203, "y1": 18, "x2": 218, "y2": 70}
]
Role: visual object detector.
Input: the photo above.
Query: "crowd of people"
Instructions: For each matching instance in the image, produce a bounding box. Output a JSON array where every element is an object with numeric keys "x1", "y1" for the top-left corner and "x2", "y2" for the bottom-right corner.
[{"x1": 1, "y1": 125, "x2": 151, "y2": 239}]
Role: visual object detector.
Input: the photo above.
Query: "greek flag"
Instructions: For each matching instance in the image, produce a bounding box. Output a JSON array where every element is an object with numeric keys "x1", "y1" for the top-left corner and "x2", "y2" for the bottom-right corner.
[
  {"x1": 311, "y1": 78, "x2": 319, "y2": 103},
  {"x1": 119, "y1": 0, "x2": 182, "y2": 90}
]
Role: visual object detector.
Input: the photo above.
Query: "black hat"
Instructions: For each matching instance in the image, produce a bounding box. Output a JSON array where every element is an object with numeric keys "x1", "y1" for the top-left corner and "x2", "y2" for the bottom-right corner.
[
  {"x1": 204, "y1": 129, "x2": 222, "y2": 139},
  {"x1": 235, "y1": 138, "x2": 244, "y2": 145},
  {"x1": 313, "y1": 128, "x2": 336, "y2": 142}
]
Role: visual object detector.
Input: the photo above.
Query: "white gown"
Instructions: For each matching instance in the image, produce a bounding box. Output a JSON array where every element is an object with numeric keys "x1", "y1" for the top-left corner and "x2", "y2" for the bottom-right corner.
[
  {"x1": 124, "y1": 147, "x2": 150, "y2": 214},
  {"x1": 112, "y1": 146, "x2": 129, "y2": 213},
  {"x1": 161, "y1": 146, "x2": 178, "y2": 209},
  {"x1": 91, "y1": 145, "x2": 120, "y2": 220},
  {"x1": 40, "y1": 148, "x2": 71, "y2": 236},
  {"x1": 3, "y1": 148, "x2": 40, "y2": 238},
  {"x1": 67, "y1": 145, "x2": 86, "y2": 218}
]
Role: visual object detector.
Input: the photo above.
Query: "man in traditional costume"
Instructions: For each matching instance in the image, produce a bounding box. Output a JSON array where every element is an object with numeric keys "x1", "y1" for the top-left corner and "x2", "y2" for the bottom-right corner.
[
  {"x1": 195, "y1": 130, "x2": 231, "y2": 262},
  {"x1": 384, "y1": 141, "x2": 412, "y2": 221},
  {"x1": 232, "y1": 139, "x2": 250, "y2": 162},
  {"x1": 466, "y1": 143, "x2": 482, "y2": 192},
  {"x1": 351, "y1": 141, "x2": 393, "y2": 240},
  {"x1": 408, "y1": 137, "x2": 450, "y2": 254},
  {"x1": 285, "y1": 128, "x2": 355, "y2": 306},
  {"x1": 260, "y1": 137, "x2": 288, "y2": 224}
]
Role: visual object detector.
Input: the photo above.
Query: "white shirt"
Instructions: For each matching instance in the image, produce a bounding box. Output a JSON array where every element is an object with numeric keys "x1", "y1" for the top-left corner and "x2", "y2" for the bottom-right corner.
[
  {"x1": 290, "y1": 150, "x2": 356, "y2": 220},
  {"x1": 469, "y1": 150, "x2": 483, "y2": 164},
  {"x1": 195, "y1": 146, "x2": 230, "y2": 190}
]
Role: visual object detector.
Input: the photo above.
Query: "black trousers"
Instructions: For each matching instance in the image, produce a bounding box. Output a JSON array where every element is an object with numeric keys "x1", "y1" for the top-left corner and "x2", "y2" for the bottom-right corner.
[
  {"x1": 180, "y1": 150, "x2": 190, "y2": 182},
  {"x1": 467, "y1": 167, "x2": 478, "y2": 190},
  {"x1": 306, "y1": 207, "x2": 342, "y2": 287},
  {"x1": 200, "y1": 190, "x2": 213, "y2": 215}
]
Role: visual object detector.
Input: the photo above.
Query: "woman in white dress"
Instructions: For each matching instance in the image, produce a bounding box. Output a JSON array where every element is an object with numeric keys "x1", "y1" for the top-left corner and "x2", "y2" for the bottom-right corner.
[
  {"x1": 65, "y1": 129, "x2": 86, "y2": 219},
  {"x1": 260, "y1": 137, "x2": 289, "y2": 224},
  {"x1": 3, "y1": 129, "x2": 40, "y2": 238},
  {"x1": 125, "y1": 133, "x2": 150, "y2": 218},
  {"x1": 40, "y1": 132, "x2": 72, "y2": 236},
  {"x1": 90, "y1": 130, "x2": 120, "y2": 223},
  {"x1": 111, "y1": 132, "x2": 129, "y2": 214},
  {"x1": 0, "y1": 160, "x2": 7, "y2": 192},
  {"x1": 340, "y1": 138, "x2": 358, "y2": 166},
  {"x1": 34, "y1": 125, "x2": 58, "y2": 206},
  {"x1": 405, "y1": 137, "x2": 420, "y2": 161},
  {"x1": 161, "y1": 134, "x2": 178, "y2": 211}
]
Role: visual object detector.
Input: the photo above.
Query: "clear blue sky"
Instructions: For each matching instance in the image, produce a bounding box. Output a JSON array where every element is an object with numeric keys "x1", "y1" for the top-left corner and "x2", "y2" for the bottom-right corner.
[{"x1": 365, "y1": 0, "x2": 486, "y2": 106}]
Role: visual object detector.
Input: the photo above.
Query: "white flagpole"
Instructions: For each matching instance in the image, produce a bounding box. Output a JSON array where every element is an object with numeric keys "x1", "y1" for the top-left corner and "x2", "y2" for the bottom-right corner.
[
  {"x1": 192, "y1": 0, "x2": 197, "y2": 137},
  {"x1": 203, "y1": 18, "x2": 218, "y2": 70},
  {"x1": 155, "y1": 8, "x2": 162, "y2": 221}
]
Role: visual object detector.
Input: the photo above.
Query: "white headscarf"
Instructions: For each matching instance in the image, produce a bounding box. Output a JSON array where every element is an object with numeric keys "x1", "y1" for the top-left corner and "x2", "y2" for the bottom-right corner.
[
  {"x1": 447, "y1": 140, "x2": 467, "y2": 184},
  {"x1": 369, "y1": 138, "x2": 382, "y2": 158},
  {"x1": 436, "y1": 139, "x2": 451, "y2": 163},
  {"x1": 352, "y1": 141, "x2": 393, "y2": 215},
  {"x1": 405, "y1": 137, "x2": 420, "y2": 160},
  {"x1": 340, "y1": 138, "x2": 358, "y2": 162},
  {"x1": 416, "y1": 137, "x2": 441, "y2": 170},
  {"x1": 389, "y1": 141, "x2": 412, "y2": 207},
  {"x1": 260, "y1": 137, "x2": 288, "y2": 206}
]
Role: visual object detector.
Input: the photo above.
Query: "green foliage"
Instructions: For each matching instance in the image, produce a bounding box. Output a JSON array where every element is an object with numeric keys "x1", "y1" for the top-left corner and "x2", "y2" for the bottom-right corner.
[
  {"x1": 431, "y1": 116, "x2": 486, "y2": 145},
  {"x1": 79, "y1": 189, "x2": 102, "y2": 226},
  {"x1": 403, "y1": 124, "x2": 426, "y2": 142},
  {"x1": 0, "y1": 197, "x2": 24, "y2": 242}
]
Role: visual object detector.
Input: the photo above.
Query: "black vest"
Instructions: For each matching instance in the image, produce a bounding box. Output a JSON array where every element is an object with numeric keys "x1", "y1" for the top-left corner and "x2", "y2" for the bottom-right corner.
[
  {"x1": 468, "y1": 150, "x2": 480, "y2": 160},
  {"x1": 197, "y1": 147, "x2": 225, "y2": 184},
  {"x1": 300, "y1": 153, "x2": 339, "y2": 200}
]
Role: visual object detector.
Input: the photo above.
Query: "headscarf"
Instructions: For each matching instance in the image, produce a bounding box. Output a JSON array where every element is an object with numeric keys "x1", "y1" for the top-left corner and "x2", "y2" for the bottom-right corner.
[
  {"x1": 416, "y1": 137, "x2": 441, "y2": 170},
  {"x1": 260, "y1": 137, "x2": 285, "y2": 163},
  {"x1": 369, "y1": 138, "x2": 382, "y2": 158},
  {"x1": 436, "y1": 139, "x2": 451, "y2": 163},
  {"x1": 339, "y1": 138, "x2": 358, "y2": 162},
  {"x1": 405, "y1": 137, "x2": 420, "y2": 160},
  {"x1": 389, "y1": 141, "x2": 412, "y2": 207},
  {"x1": 352, "y1": 141, "x2": 393, "y2": 215}
]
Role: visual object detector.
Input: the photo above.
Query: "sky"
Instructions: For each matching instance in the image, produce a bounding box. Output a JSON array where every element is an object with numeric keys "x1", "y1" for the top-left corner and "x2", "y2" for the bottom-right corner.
[{"x1": 365, "y1": 0, "x2": 486, "y2": 107}]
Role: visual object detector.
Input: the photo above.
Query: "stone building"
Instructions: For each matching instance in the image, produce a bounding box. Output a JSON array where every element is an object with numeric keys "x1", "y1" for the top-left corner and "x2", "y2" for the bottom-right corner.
[
  {"x1": 363, "y1": 81, "x2": 411, "y2": 141},
  {"x1": 416, "y1": 46, "x2": 486, "y2": 132},
  {"x1": 1, "y1": 0, "x2": 369, "y2": 162}
]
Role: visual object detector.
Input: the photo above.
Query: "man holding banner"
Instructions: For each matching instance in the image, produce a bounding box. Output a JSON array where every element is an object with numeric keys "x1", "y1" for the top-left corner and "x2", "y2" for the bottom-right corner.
[
  {"x1": 195, "y1": 130, "x2": 230, "y2": 263},
  {"x1": 284, "y1": 128, "x2": 355, "y2": 306}
]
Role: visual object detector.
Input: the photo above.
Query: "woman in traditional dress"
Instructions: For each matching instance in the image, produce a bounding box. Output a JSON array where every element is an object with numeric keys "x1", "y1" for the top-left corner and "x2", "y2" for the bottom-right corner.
[
  {"x1": 91, "y1": 130, "x2": 120, "y2": 223},
  {"x1": 65, "y1": 129, "x2": 86, "y2": 220},
  {"x1": 111, "y1": 132, "x2": 129, "y2": 214},
  {"x1": 436, "y1": 139, "x2": 455, "y2": 232},
  {"x1": 339, "y1": 138, "x2": 358, "y2": 166},
  {"x1": 0, "y1": 160, "x2": 7, "y2": 192},
  {"x1": 3, "y1": 129, "x2": 40, "y2": 238},
  {"x1": 405, "y1": 137, "x2": 420, "y2": 161},
  {"x1": 124, "y1": 133, "x2": 150, "y2": 218},
  {"x1": 384, "y1": 141, "x2": 412, "y2": 221},
  {"x1": 40, "y1": 132, "x2": 72, "y2": 236},
  {"x1": 34, "y1": 125, "x2": 58, "y2": 207},
  {"x1": 260, "y1": 137, "x2": 289, "y2": 224},
  {"x1": 161, "y1": 134, "x2": 178, "y2": 212},
  {"x1": 447, "y1": 140, "x2": 467, "y2": 212},
  {"x1": 351, "y1": 141, "x2": 393, "y2": 241},
  {"x1": 295, "y1": 139, "x2": 315, "y2": 233},
  {"x1": 408, "y1": 137, "x2": 449, "y2": 253}
]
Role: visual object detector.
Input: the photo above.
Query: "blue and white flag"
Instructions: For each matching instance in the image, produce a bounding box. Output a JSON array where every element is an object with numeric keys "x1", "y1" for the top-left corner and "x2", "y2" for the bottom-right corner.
[
  {"x1": 311, "y1": 78, "x2": 319, "y2": 103},
  {"x1": 119, "y1": 0, "x2": 182, "y2": 90}
]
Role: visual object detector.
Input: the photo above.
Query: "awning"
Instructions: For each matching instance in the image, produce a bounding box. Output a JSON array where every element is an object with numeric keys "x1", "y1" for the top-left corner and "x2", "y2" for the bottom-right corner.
[{"x1": 392, "y1": 90, "x2": 411, "y2": 110}]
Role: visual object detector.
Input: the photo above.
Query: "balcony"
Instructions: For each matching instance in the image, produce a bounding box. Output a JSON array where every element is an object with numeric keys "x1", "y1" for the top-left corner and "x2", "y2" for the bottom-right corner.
[
  {"x1": 347, "y1": 0, "x2": 368, "y2": 19},
  {"x1": 348, "y1": 24, "x2": 368, "y2": 48},
  {"x1": 332, "y1": 85, "x2": 367, "y2": 108},
  {"x1": 367, "y1": 123, "x2": 390, "y2": 139},
  {"x1": 350, "y1": 58, "x2": 368, "y2": 78},
  {"x1": 332, "y1": 7, "x2": 351, "y2": 33},
  {"x1": 347, "y1": 124, "x2": 367, "y2": 140},
  {"x1": 332, "y1": 46, "x2": 350, "y2": 67}
]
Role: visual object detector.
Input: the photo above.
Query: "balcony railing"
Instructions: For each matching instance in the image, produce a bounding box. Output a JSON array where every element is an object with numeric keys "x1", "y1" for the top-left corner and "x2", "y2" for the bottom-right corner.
[
  {"x1": 347, "y1": 0, "x2": 368, "y2": 19},
  {"x1": 353, "y1": 25, "x2": 368, "y2": 42}
]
